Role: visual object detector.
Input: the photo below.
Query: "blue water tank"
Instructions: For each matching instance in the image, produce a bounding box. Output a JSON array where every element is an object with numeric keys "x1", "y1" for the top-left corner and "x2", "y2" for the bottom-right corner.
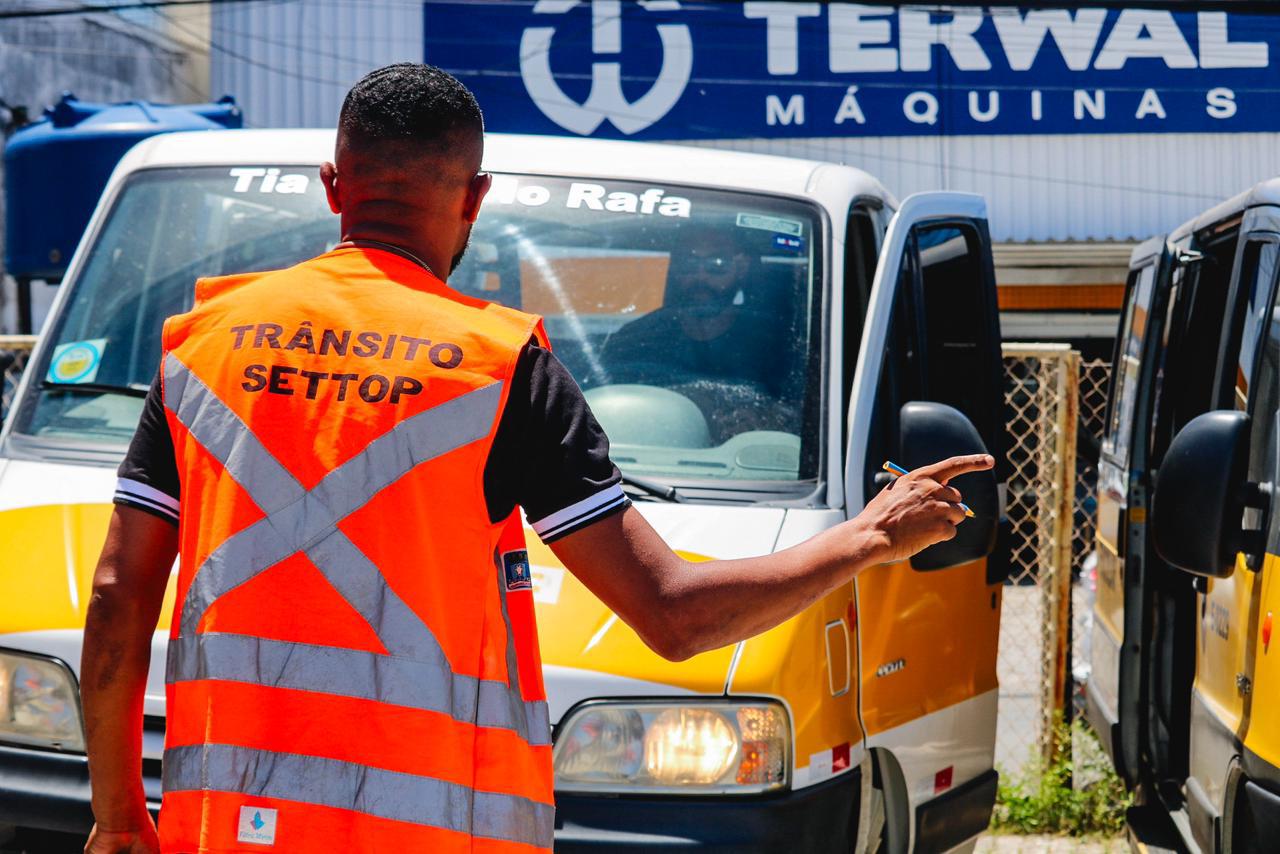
[{"x1": 3, "y1": 93, "x2": 242, "y2": 280}]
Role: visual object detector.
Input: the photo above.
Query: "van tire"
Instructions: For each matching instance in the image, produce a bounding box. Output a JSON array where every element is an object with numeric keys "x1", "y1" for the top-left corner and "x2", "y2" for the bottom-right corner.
[
  {"x1": 868, "y1": 749, "x2": 910, "y2": 854},
  {"x1": 861, "y1": 774, "x2": 886, "y2": 853}
]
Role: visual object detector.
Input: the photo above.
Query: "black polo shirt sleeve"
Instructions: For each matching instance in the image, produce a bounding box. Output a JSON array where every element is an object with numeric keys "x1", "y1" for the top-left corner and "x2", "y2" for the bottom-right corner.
[
  {"x1": 114, "y1": 372, "x2": 181, "y2": 524},
  {"x1": 115, "y1": 343, "x2": 628, "y2": 543},
  {"x1": 484, "y1": 341, "x2": 628, "y2": 542}
]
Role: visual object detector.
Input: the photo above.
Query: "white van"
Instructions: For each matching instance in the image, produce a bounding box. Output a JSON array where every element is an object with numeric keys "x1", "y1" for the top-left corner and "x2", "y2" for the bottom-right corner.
[{"x1": 0, "y1": 130, "x2": 1008, "y2": 852}]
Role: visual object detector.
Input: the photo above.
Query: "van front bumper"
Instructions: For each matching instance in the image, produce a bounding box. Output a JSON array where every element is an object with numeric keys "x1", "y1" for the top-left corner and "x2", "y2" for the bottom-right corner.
[
  {"x1": 0, "y1": 743, "x2": 161, "y2": 833},
  {"x1": 553, "y1": 769, "x2": 859, "y2": 853}
]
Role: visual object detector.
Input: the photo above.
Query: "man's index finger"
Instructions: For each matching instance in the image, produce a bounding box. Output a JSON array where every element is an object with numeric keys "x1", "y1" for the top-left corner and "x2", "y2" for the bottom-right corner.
[{"x1": 917, "y1": 454, "x2": 994, "y2": 484}]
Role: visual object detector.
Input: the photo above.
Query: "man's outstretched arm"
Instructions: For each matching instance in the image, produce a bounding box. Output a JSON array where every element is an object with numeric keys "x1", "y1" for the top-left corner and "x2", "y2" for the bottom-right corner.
[
  {"x1": 81, "y1": 506, "x2": 177, "y2": 853},
  {"x1": 550, "y1": 454, "x2": 992, "y2": 661}
]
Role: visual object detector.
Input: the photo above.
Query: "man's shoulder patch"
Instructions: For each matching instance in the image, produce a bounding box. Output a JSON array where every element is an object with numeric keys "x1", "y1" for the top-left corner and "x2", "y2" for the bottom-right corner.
[{"x1": 502, "y1": 549, "x2": 532, "y2": 592}]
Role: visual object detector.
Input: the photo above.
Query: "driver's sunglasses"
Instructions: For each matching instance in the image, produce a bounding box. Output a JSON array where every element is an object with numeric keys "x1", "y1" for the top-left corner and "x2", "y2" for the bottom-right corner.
[{"x1": 686, "y1": 255, "x2": 732, "y2": 276}]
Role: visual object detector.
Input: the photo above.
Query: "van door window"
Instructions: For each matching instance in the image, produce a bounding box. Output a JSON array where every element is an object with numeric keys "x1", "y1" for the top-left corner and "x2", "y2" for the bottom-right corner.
[
  {"x1": 1106, "y1": 264, "x2": 1156, "y2": 468},
  {"x1": 1232, "y1": 240, "x2": 1280, "y2": 414},
  {"x1": 1237, "y1": 243, "x2": 1280, "y2": 501},
  {"x1": 1167, "y1": 228, "x2": 1237, "y2": 421},
  {"x1": 865, "y1": 221, "x2": 999, "y2": 494},
  {"x1": 916, "y1": 223, "x2": 1001, "y2": 449},
  {"x1": 841, "y1": 205, "x2": 879, "y2": 448},
  {"x1": 1147, "y1": 231, "x2": 1241, "y2": 465}
]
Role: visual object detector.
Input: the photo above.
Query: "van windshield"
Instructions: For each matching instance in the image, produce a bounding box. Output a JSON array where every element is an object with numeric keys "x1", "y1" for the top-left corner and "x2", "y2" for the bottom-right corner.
[
  {"x1": 13, "y1": 167, "x2": 823, "y2": 489},
  {"x1": 13, "y1": 166, "x2": 338, "y2": 449},
  {"x1": 455, "y1": 176, "x2": 823, "y2": 487}
]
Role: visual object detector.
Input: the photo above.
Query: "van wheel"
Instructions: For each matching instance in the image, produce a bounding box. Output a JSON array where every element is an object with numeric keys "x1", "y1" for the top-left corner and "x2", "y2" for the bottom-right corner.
[
  {"x1": 858, "y1": 754, "x2": 889, "y2": 853},
  {"x1": 863, "y1": 782, "x2": 887, "y2": 853},
  {"x1": 865, "y1": 749, "x2": 910, "y2": 854},
  {"x1": 1227, "y1": 781, "x2": 1264, "y2": 854}
]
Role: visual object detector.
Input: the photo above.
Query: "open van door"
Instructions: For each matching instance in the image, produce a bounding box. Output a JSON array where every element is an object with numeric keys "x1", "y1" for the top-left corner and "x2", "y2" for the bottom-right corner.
[
  {"x1": 844, "y1": 193, "x2": 1007, "y2": 853},
  {"x1": 1087, "y1": 236, "x2": 1173, "y2": 783},
  {"x1": 1181, "y1": 209, "x2": 1280, "y2": 848}
]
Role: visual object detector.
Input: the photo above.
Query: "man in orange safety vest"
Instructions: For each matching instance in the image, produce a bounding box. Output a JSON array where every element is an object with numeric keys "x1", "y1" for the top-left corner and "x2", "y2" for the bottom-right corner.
[{"x1": 80, "y1": 63, "x2": 990, "y2": 853}]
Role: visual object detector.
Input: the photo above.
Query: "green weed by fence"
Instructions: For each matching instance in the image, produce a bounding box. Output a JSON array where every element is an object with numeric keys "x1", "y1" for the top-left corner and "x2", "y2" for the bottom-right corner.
[{"x1": 992, "y1": 716, "x2": 1130, "y2": 837}]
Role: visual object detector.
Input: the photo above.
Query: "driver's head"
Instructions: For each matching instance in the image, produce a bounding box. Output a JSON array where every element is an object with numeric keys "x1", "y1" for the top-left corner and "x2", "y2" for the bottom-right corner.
[
  {"x1": 667, "y1": 230, "x2": 751, "y2": 308},
  {"x1": 320, "y1": 63, "x2": 491, "y2": 274}
]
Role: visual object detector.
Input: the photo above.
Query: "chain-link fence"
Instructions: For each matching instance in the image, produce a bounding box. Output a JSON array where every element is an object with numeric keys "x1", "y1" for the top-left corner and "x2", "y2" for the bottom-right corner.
[
  {"x1": 1071, "y1": 360, "x2": 1111, "y2": 591},
  {"x1": 996, "y1": 348, "x2": 1113, "y2": 779},
  {"x1": 1071, "y1": 359, "x2": 1112, "y2": 714},
  {"x1": 997, "y1": 344, "x2": 1080, "y2": 776},
  {"x1": 0, "y1": 335, "x2": 37, "y2": 421}
]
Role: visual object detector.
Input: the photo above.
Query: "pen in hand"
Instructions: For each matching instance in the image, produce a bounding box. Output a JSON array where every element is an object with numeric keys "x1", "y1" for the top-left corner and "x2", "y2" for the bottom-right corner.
[{"x1": 882, "y1": 460, "x2": 975, "y2": 518}]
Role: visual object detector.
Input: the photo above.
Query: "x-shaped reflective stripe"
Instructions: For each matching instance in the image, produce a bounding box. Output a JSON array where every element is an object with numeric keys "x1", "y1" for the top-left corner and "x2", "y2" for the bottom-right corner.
[{"x1": 162, "y1": 353, "x2": 550, "y2": 745}]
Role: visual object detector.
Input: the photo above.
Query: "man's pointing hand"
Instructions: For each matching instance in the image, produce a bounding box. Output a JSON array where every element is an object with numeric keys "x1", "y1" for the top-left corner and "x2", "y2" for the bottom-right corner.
[
  {"x1": 549, "y1": 452, "x2": 995, "y2": 661},
  {"x1": 854, "y1": 454, "x2": 995, "y2": 565}
]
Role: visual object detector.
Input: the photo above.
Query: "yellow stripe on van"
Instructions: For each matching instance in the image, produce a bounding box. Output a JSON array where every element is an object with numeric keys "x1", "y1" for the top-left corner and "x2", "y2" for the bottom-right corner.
[
  {"x1": 1243, "y1": 551, "x2": 1280, "y2": 777},
  {"x1": 0, "y1": 504, "x2": 176, "y2": 634},
  {"x1": 526, "y1": 537, "x2": 734, "y2": 695}
]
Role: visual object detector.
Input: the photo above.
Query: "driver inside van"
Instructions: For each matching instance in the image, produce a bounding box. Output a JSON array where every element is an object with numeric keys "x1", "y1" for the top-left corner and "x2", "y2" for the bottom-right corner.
[{"x1": 601, "y1": 228, "x2": 781, "y2": 395}]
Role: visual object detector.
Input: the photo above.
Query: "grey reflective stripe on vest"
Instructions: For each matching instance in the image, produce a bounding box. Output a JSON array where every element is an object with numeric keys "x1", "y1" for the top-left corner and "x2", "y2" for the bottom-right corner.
[
  {"x1": 164, "y1": 743, "x2": 556, "y2": 849},
  {"x1": 167, "y1": 632, "x2": 550, "y2": 737},
  {"x1": 160, "y1": 353, "x2": 553, "y2": 829}
]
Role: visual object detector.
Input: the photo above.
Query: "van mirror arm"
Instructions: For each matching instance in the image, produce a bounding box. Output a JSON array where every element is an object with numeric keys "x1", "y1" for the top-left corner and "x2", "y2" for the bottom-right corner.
[
  {"x1": 1239, "y1": 480, "x2": 1271, "y2": 510},
  {"x1": 1175, "y1": 248, "x2": 1205, "y2": 267},
  {"x1": 1238, "y1": 481, "x2": 1272, "y2": 570}
]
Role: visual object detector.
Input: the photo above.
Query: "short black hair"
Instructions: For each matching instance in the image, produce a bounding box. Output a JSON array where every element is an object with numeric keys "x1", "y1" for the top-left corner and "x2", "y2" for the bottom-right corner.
[{"x1": 338, "y1": 63, "x2": 483, "y2": 154}]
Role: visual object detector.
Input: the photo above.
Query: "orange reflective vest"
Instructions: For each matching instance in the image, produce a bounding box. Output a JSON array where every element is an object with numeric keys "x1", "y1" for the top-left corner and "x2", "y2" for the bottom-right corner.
[{"x1": 156, "y1": 245, "x2": 553, "y2": 852}]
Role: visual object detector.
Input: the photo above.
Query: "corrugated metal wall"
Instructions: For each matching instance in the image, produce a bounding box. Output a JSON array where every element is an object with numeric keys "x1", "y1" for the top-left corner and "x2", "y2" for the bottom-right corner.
[
  {"x1": 211, "y1": 0, "x2": 424, "y2": 129},
  {"x1": 211, "y1": 3, "x2": 1280, "y2": 244},
  {"x1": 689, "y1": 132, "x2": 1280, "y2": 243}
]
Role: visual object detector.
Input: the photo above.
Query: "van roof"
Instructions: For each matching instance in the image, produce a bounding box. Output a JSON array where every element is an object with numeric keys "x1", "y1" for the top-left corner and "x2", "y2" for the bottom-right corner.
[
  {"x1": 1170, "y1": 177, "x2": 1280, "y2": 242},
  {"x1": 113, "y1": 128, "x2": 893, "y2": 207}
]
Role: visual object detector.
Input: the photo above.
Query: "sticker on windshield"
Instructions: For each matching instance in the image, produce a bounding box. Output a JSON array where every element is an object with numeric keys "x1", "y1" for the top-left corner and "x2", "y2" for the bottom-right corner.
[
  {"x1": 737, "y1": 213, "x2": 803, "y2": 237},
  {"x1": 228, "y1": 167, "x2": 310, "y2": 195},
  {"x1": 773, "y1": 234, "x2": 805, "y2": 253},
  {"x1": 488, "y1": 176, "x2": 692, "y2": 219},
  {"x1": 46, "y1": 339, "x2": 106, "y2": 385}
]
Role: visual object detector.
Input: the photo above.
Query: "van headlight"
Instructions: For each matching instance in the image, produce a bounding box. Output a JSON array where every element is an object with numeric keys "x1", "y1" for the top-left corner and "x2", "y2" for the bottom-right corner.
[
  {"x1": 553, "y1": 700, "x2": 789, "y2": 794},
  {"x1": 0, "y1": 650, "x2": 85, "y2": 752}
]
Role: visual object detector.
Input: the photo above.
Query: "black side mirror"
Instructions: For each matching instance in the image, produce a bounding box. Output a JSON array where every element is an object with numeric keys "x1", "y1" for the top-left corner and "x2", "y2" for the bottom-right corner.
[
  {"x1": 898, "y1": 401, "x2": 999, "y2": 571},
  {"x1": 1152, "y1": 410, "x2": 1263, "y2": 577}
]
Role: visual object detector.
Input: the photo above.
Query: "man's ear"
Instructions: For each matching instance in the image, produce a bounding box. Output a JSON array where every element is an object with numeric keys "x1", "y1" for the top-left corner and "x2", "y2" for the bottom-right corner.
[
  {"x1": 463, "y1": 172, "x2": 492, "y2": 224},
  {"x1": 320, "y1": 162, "x2": 341, "y2": 214}
]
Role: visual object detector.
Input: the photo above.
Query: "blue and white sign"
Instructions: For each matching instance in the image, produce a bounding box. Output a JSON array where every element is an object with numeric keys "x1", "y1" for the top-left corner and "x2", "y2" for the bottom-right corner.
[{"x1": 423, "y1": 1, "x2": 1280, "y2": 139}]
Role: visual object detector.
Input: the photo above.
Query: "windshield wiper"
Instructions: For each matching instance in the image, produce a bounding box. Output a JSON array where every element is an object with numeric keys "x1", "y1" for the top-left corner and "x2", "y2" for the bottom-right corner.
[
  {"x1": 619, "y1": 472, "x2": 683, "y2": 503},
  {"x1": 41, "y1": 380, "x2": 149, "y2": 399}
]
